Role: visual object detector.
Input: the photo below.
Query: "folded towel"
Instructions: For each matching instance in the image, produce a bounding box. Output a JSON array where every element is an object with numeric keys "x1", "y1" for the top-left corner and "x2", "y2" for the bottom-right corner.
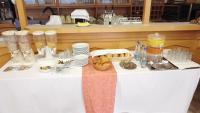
[{"x1": 82, "y1": 58, "x2": 117, "y2": 113}]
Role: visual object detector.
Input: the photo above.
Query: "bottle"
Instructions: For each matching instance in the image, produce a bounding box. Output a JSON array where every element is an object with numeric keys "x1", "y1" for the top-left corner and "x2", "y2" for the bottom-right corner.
[
  {"x1": 140, "y1": 46, "x2": 147, "y2": 68},
  {"x1": 134, "y1": 41, "x2": 141, "y2": 61}
]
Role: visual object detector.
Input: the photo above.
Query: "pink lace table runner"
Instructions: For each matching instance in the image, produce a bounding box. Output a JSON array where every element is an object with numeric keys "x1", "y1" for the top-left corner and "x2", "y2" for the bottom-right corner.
[{"x1": 82, "y1": 59, "x2": 117, "y2": 113}]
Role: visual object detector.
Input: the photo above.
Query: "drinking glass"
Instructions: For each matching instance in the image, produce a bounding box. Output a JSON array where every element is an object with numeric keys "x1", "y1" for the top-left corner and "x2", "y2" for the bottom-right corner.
[
  {"x1": 166, "y1": 47, "x2": 192, "y2": 63},
  {"x1": 45, "y1": 30, "x2": 57, "y2": 56},
  {"x1": 65, "y1": 48, "x2": 72, "y2": 59},
  {"x1": 32, "y1": 31, "x2": 46, "y2": 57},
  {"x1": 57, "y1": 49, "x2": 73, "y2": 68},
  {"x1": 185, "y1": 50, "x2": 192, "y2": 62},
  {"x1": 58, "y1": 49, "x2": 72, "y2": 60},
  {"x1": 2, "y1": 30, "x2": 24, "y2": 64}
]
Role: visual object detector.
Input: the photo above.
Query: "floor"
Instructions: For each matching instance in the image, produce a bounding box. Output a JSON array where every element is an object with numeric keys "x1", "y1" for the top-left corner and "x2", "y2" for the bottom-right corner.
[{"x1": 188, "y1": 83, "x2": 200, "y2": 113}]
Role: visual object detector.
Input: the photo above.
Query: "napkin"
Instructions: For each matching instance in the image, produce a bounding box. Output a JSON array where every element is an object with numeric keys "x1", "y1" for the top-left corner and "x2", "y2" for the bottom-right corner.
[{"x1": 82, "y1": 59, "x2": 117, "y2": 113}]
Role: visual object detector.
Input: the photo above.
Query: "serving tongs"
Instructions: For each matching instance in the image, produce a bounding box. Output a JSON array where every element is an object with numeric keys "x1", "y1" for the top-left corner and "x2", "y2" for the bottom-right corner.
[
  {"x1": 3, "y1": 65, "x2": 31, "y2": 72},
  {"x1": 55, "y1": 59, "x2": 74, "y2": 72}
]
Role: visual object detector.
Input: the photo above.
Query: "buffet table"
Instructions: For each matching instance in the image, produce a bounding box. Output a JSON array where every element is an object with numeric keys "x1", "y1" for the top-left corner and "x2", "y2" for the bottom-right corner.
[{"x1": 0, "y1": 61, "x2": 199, "y2": 113}]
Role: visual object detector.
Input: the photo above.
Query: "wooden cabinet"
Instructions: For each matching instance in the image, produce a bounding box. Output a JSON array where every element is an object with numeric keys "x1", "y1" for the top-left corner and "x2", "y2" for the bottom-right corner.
[
  {"x1": 0, "y1": 24, "x2": 15, "y2": 33},
  {"x1": 23, "y1": 0, "x2": 167, "y2": 23},
  {"x1": 24, "y1": 0, "x2": 137, "y2": 22}
]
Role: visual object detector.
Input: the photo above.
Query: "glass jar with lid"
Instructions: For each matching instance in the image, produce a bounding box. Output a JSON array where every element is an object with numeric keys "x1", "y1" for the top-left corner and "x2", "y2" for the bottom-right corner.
[
  {"x1": 32, "y1": 31, "x2": 46, "y2": 57},
  {"x1": 2, "y1": 30, "x2": 24, "y2": 64},
  {"x1": 15, "y1": 30, "x2": 35, "y2": 64},
  {"x1": 45, "y1": 30, "x2": 57, "y2": 56}
]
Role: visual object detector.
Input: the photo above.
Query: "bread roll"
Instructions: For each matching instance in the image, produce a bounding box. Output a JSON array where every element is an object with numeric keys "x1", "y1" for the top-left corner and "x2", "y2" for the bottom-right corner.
[
  {"x1": 92, "y1": 55, "x2": 112, "y2": 71},
  {"x1": 113, "y1": 54, "x2": 118, "y2": 57}
]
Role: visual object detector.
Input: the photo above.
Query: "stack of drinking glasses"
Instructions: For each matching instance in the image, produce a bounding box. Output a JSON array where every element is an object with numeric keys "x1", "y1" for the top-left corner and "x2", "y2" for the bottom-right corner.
[
  {"x1": 2, "y1": 30, "x2": 35, "y2": 66},
  {"x1": 166, "y1": 47, "x2": 192, "y2": 62}
]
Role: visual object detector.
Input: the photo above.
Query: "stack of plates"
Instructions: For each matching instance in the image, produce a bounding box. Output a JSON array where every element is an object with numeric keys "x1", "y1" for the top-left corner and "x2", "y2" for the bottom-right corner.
[
  {"x1": 72, "y1": 43, "x2": 89, "y2": 55},
  {"x1": 74, "y1": 54, "x2": 88, "y2": 67}
]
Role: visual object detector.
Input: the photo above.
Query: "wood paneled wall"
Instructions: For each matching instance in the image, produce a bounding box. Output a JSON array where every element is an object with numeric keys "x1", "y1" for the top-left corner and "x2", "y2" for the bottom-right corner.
[
  {"x1": 55, "y1": 31, "x2": 198, "y2": 50},
  {"x1": 0, "y1": 30, "x2": 200, "y2": 67},
  {"x1": 0, "y1": 24, "x2": 15, "y2": 68},
  {"x1": 193, "y1": 33, "x2": 200, "y2": 63},
  {"x1": 0, "y1": 43, "x2": 11, "y2": 68},
  {"x1": 56, "y1": 31, "x2": 200, "y2": 64}
]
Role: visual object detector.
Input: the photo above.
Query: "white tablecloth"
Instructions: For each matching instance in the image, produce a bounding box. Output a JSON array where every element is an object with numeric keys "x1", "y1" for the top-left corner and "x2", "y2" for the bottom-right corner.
[{"x1": 0, "y1": 62, "x2": 199, "y2": 113}]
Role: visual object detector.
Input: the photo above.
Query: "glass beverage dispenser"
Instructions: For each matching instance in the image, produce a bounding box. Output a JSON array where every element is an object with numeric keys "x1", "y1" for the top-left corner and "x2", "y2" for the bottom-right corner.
[{"x1": 147, "y1": 33, "x2": 165, "y2": 63}]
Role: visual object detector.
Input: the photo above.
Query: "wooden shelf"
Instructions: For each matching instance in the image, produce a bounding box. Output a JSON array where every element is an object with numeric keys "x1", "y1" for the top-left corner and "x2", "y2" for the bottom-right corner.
[
  {"x1": 96, "y1": 4, "x2": 131, "y2": 7},
  {"x1": 25, "y1": 5, "x2": 58, "y2": 9},
  {"x1": 23, "y1": 0, "x2": 165, "y2": 22},
  {"x1": 59, "y1": 4, "x2": 96, "y2": 8},
  {"x1": 0, "y1": 23, "x2": 15, "y2": 29},
  {"x1": 24, "y1": 0, "x2": 133, "y2": 17},
  {"x1": 25, "y1": 22, "x2": 200, "y2": 33}
]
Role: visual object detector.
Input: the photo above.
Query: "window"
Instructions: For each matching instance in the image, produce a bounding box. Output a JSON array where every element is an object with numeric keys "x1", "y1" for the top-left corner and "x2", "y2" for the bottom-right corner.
[{"x1": 150, "y1": 0, "x2": 200, "y2": 22}]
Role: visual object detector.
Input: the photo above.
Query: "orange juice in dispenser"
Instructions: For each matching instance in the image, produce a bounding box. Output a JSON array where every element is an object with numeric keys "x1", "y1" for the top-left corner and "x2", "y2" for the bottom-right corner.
[{"x1": 147, "y1": 33, "x2": 165, "y2": 63}]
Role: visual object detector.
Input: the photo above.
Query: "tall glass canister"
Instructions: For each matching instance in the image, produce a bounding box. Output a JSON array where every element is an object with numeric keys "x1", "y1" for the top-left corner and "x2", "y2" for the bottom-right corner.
[
  {"x1": 32, "y1": 31, "x2": 46, "y2": 57},
  {"x1": 2, "y1": 30, "x2": 24, "y2": 65},
  {"x1": 15, "y1": 30, "x2": 35, "y2": 65},
  {"x1": 45, "y1": 30, "x2": 57, "y2": 57}
]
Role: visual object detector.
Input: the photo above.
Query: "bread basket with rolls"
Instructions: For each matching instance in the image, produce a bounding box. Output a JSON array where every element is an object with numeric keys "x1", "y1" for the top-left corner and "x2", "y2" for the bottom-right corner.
[
  {"x1": 90, "y1": 49, "x2": 133, "y2": 71},
  {"x1": 90, "y1": 49, "x2": 132, "y2": 62},
  {"x1": 92, "y1": 55, "x2": 112, "y2": 71}
]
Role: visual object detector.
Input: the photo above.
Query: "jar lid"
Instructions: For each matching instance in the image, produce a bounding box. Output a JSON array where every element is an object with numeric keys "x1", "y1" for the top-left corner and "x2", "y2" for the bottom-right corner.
[
  {"x1": 1, "y1": 30, "x2": 16, "y2": 36},
  {"x1": 15, "y1": 30, "x2": 29, "y2": 36},
  {"x1": 32, "y1": 31, "x2": 44, "y2": 36},
  {"x1": 45, "y1": 30, "x2": 57, "y2": 35},
  {"x1": 148, "y1": 33, "x2": 165, "y2": 39}
]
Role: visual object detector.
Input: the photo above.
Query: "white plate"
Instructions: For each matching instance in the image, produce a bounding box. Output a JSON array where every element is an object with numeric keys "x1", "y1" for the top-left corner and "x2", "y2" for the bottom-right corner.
[
  {"x1": 72, "y1": 43, "x2": 89, "y2": 48},
  {"x1": 73, "y1": 54, "x2": 88, "y2": 66}
]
